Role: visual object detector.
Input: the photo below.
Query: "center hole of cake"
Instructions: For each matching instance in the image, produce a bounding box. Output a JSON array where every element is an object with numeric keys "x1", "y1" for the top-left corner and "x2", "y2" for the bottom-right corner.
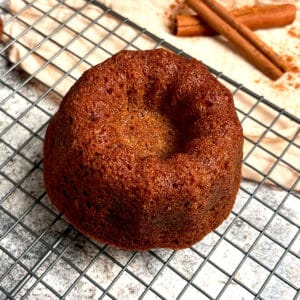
[{"x1": 121, "y1": 109, "x2": 180, "y2": 158}]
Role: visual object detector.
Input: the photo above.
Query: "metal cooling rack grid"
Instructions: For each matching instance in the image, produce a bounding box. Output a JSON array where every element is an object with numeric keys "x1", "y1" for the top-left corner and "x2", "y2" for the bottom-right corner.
[{"x1": 0, "y1": 0, "x2": 299, "y2": 299}]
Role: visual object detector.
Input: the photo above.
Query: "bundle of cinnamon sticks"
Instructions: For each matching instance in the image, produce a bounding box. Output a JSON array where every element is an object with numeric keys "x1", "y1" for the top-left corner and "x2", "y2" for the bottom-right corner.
[{"x1": 182, "y1": 0, "x2": 295, "y2": 80}]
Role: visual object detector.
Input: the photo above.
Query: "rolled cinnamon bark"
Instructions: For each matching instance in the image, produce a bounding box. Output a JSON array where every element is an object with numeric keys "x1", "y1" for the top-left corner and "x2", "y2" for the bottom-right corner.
[
  {"x1": 186, "y1": 0, "x2": 286, "y2": 80},
  {"x1": 176, "y1": 4, "x2": 296, "y2": 36}
]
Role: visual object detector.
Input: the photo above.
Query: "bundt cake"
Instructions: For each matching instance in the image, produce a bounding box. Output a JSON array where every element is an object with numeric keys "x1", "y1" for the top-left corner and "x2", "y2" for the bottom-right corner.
[{"x1": 44, "y1": 49, "x2": 243, "y2": 250}]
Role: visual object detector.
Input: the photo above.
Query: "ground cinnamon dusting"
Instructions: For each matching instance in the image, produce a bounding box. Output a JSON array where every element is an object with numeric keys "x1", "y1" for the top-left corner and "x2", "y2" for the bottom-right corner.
[
  {"x1": 288, "y1": 26, "x2": 300, "y2": 38},
  {"x1": 290, "y1": 65, "x2": 300, "y2": 73},
  {"x1": 285, "y1": 55, "x2": 293, "y2": 63},
  {"x1": 272, "y1": 82, "x2": 285, "y2": 90},
  {"x1": 258, "y1": 50, "x2": 300, "y2": 91},
  {"x1": 272, "y1": 69, "x2": 300, "y2": 91},
  {"x1": 166, "y1": 0, "x2": 190, "y2": 31}
]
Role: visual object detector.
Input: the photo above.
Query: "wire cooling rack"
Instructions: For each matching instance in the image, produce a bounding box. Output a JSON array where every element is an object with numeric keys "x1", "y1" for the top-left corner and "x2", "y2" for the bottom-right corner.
[{"x1": 0, "y1": 0, "x2": 299, "y2": 299}]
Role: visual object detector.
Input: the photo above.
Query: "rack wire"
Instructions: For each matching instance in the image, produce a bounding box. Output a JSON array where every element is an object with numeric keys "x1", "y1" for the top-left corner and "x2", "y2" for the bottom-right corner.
[{"x1": 0, "y1": 0, "x2": 299, "y2": 299}]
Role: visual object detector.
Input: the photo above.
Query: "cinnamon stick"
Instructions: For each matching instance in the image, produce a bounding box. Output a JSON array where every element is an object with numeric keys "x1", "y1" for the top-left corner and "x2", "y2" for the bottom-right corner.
[
  {"x1": 176, "y1": 4, "x2": 296, "y2": 36},
  {"x1": 186, "y1": 0, "x2": 288, "y2": 80}
]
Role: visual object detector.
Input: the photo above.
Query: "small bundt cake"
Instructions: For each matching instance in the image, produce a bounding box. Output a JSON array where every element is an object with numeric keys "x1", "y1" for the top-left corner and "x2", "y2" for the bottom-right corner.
[{"x1": 44, "y1": 49, "x2": 243, "y2": 250}]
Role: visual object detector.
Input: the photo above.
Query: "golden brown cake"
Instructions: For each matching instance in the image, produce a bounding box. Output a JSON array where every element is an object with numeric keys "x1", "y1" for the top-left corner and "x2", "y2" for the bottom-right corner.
[{"x1": 44, "y1": 49, "x2": 243, "y2": 250}]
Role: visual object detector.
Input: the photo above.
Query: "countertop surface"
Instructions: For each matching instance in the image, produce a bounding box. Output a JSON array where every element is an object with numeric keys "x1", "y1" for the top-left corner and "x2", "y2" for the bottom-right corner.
[{"x1": 0, "y1": 1, "x2": 299, "y2": 299}]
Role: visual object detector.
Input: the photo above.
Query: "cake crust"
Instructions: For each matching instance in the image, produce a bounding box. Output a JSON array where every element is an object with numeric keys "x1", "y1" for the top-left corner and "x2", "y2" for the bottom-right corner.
[{"x1": 44, "y1": 49, "x2": 243, "y2": 250}]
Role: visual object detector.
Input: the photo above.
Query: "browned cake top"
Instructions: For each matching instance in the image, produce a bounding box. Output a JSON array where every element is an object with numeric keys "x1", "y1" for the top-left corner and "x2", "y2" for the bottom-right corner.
[{"x1": 57, "y1": 48, "x2": 241, "y2": 161}]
